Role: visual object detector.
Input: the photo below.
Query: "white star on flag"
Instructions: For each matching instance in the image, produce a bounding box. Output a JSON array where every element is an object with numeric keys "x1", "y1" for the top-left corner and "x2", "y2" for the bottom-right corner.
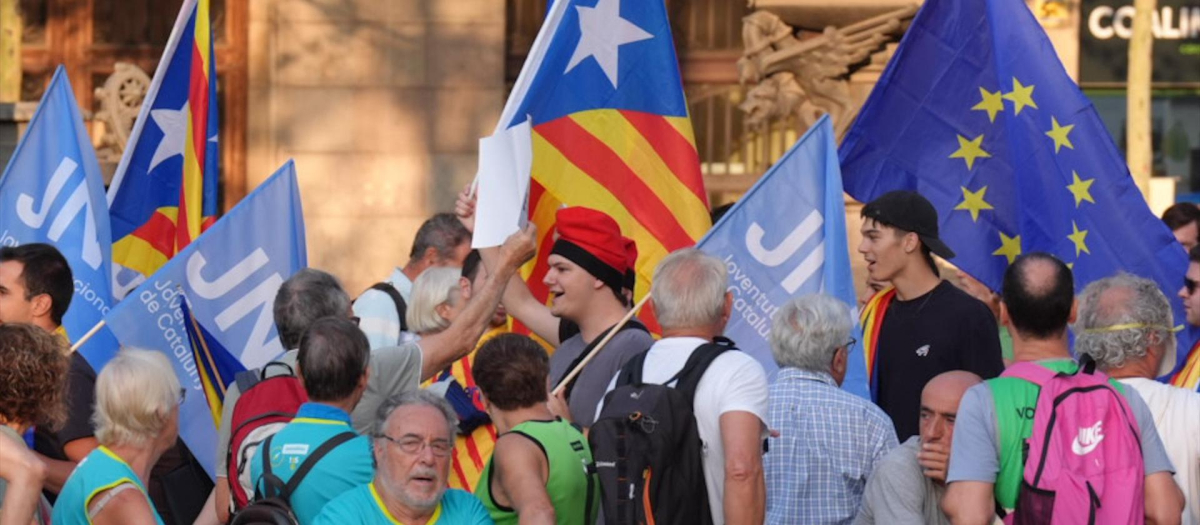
[
  {"x1": 148, "y1": 101, "x2": 188, "y2": 172},
  {"x1": 565, "y1": 0, "x2": 653, "y2": 88}
]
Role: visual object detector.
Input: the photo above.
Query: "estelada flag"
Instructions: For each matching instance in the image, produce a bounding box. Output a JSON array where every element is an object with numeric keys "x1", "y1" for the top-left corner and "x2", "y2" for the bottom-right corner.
[
  {"x1": 501, "y1": 0, "x2": 711, "y2": 332},
  {"x1": 107, "y1": 0, "x2": 219, "y2": 300}
]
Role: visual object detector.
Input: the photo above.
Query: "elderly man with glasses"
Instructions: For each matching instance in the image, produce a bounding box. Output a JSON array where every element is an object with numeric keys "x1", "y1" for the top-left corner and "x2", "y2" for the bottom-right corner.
[
  {"x1": 764, "y1": 293, "x2": 898, "y2": 524},
  {"x1": 314, "y1": 390, "x2": 491, "y2": 524}
]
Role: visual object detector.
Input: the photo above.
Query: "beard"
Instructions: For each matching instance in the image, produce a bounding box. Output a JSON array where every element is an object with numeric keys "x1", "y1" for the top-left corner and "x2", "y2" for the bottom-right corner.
[{"x1": 384, "y1": 466, "x2": 445, "y2": 511}]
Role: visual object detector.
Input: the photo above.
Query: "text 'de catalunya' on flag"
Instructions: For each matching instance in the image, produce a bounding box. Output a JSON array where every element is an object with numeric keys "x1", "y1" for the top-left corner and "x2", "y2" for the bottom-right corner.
[
  {"x1": 698, "y1": 116, "x2": 867, "y2": 398},
  {"x1": 498, "y1": 0, "x2": 710, "y2": 332},
  {"x1": 103, "y1": 160, "x2": 306, "y2": 478},
  {"x1": 838, "y1": 0, "x2": 1195, "y2": 375},
  {"x1": 0, "y1": 66, "x2": 120, "y2": 367},
  {"x1": 107, "y1": 0, "x2": 220, "y2": 300}
]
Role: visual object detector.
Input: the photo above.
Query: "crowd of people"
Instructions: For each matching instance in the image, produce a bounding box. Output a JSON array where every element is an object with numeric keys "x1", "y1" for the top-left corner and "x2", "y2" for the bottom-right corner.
[{"x1": 1, "y1": 187, "x2": 1199, "y2": 525}]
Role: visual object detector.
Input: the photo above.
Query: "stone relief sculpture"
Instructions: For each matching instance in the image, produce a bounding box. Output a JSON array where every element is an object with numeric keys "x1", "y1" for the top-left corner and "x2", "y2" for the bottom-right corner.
[
  {"x1": 93, "y1": 62, "x2": 151, "y2": 166},
  {"x1": 737, "y1": 6, "x2": 918, "y2": 140}
]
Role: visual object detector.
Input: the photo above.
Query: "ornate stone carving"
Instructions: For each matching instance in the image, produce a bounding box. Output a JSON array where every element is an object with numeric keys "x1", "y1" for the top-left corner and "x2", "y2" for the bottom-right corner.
[
  {"x1": 737, "y1": 5, "x2": 918, "y2": 140},
  {"x1": 93, "y1": 62, "x2": 151, "y2": 165}
]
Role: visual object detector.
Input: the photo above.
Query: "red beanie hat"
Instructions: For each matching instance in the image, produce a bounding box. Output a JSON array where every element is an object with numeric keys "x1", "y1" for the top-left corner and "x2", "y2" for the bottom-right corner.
[
  {"x1": 551, "y1": 207, "x2": 629, "y2": 294},
  {"x1": 622, "y1": 236, "x2": 638, "y2": 293}
]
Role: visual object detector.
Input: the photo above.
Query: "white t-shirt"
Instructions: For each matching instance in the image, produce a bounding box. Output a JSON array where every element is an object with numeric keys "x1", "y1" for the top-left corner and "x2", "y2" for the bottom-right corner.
[
  {"x1": 1118, "y1": 377, "x2": 1200, "y2": 525},
  {"x1": 594, "y1": 336, "x2": 770, "y2": 524}
]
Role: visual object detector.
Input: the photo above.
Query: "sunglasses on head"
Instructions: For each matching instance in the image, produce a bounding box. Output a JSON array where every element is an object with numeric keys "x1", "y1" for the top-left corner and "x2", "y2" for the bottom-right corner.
[{"x1": 1187, "y1": 277, "x2": 1199, "y2": 295}]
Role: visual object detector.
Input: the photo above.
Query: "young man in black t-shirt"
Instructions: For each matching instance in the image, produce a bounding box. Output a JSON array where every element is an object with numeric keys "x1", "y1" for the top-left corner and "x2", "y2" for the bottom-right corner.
[{"x1": 857, "y1": 191, "x2": 1005, "y2": 441}]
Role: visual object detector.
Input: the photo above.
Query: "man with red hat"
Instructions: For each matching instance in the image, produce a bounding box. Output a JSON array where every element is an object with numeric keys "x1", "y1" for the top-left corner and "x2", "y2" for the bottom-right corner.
[{"x1": 462, "y1": 198, "x2": 654, "y2": 427}]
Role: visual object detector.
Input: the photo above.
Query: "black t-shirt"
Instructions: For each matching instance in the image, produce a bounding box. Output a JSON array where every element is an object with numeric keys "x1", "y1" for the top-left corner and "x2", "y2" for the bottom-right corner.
[
  {"x1": 875, "y1": 280, "x2": 1005, "y2": 441},
  {"x1": 33, "y1": 351, "x2": 97, "y2": 464}
]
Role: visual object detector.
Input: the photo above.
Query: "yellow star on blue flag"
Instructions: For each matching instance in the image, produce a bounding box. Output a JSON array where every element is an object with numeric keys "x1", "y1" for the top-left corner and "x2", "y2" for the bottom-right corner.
[{"x1": 839, "y1": 0, "x2": 1195, "y2": 376}]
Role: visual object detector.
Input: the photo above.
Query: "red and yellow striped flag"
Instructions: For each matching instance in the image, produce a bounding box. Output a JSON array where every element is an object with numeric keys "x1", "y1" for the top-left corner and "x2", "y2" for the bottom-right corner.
[
  {"x1": 107, "y1": 0, "x2": 220, "y2": 298},
  {"x1": 504, "y1": 0, "x2": 711, "y2": 332}
]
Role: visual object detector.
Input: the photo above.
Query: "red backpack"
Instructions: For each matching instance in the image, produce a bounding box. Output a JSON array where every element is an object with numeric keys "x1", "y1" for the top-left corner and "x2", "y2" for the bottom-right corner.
[{"x1": 225, "y1": 362, "x2": 308, "y2": 511}]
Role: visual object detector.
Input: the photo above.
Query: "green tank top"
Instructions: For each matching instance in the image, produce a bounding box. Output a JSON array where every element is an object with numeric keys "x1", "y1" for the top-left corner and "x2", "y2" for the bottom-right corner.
[
  {"x1": 477, "y1": 418, "x2": 598, "y2": 525},
  {"x1": 985, "y1": 359, "x2": 1125, "y2": 509}
]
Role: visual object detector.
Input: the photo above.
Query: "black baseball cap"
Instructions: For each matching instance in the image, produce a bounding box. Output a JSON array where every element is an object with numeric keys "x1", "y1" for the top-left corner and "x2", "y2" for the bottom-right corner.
[{"x1": 861, "y1": 190, "x2": 956, "y2": 259}]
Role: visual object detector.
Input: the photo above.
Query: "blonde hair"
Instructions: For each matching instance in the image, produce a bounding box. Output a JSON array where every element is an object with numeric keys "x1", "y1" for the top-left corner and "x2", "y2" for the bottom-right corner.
[
  {"x1": 93, "y1": 348, "x2": 181, "y2": 448},
  {"x1": 406, "y1": 267, "x2": 462, "y2": 334}
]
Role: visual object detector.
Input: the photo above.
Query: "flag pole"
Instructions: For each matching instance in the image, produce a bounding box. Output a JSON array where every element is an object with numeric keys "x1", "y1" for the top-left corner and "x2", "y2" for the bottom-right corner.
[
  {"x1": 551, "y1": 292, "x2": 653, "y2": 396},
  {"x1": 69, "y1": 320, "x2": 106, "y2": 353}
]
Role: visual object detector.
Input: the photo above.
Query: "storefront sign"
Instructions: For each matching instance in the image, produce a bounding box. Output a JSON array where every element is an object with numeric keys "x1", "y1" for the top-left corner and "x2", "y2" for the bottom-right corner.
[{"x1": 1080, "y1": 0, "x2": 1200, "y2": 84}]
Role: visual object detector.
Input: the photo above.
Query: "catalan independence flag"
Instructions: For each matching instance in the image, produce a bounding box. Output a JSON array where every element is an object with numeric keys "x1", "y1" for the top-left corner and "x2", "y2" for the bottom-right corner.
[
  {"x1": 503, "y1": 0, "x2": 710, "y2": 331},
  {"x1": 180, "y1": 292, "x2": 245, "y2": 426},
  {"x1": 107, "y1": 0, "x2": 219, "y2": 300}
]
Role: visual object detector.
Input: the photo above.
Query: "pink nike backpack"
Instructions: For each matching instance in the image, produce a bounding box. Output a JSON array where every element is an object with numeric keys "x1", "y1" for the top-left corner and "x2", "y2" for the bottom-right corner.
[{"x1": 1002, "y1": 357, "x2": 1145, "y2": 524}]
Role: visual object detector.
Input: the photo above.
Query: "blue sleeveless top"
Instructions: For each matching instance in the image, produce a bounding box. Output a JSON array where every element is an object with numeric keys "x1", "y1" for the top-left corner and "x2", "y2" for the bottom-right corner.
[{"x1": 51, "y1": 446, "x2": 164, "y2": 525}]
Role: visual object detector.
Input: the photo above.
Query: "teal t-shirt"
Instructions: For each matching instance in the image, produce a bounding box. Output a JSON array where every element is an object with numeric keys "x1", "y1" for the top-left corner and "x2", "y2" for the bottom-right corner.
[
  {"x1": 248, "y1": 403, "x2": 374, "y2": 524},
  {"x1": 52, "y1": 446, "x2": 164, "y2": 525},
  {"x1": 313, "y1": 483, "x2": 493, "y2": 524}
]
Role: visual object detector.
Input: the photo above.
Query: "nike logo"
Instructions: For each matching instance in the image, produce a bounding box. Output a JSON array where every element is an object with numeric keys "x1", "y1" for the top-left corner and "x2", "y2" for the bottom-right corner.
[
  {"x1": 915, "y1": 344, "x2": 930, "y2": 357},
  {"x1": 1071, "y1": 420, "x2": 1105, "y2": 455}
]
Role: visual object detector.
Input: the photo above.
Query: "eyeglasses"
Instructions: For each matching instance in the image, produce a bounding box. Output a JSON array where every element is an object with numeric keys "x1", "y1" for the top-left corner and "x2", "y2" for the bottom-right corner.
[
  {"x1": 177, "y1": 388, "x2": 187, "y2": 406},
  {"x1": 1186, "y1": 277, "x2": 1199, "y2": 295},
  {"x1": 844, "y1": 337, "x2": 857, "y2": 351},
  {"x1": 379, "y1": 435, "x2": 453, "y2": 457}
]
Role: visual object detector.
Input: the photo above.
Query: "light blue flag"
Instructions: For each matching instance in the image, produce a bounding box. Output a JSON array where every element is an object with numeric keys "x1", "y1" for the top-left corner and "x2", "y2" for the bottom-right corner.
[
  {"x1": 0, "y1": 66, "x2": 119, "y2": 366},
  {"x1": 103, "y1": 160, "x2": 307, "y2": 478},
  {"x1": 697, "y1": 116, "x2": 867, "y2": 398}
]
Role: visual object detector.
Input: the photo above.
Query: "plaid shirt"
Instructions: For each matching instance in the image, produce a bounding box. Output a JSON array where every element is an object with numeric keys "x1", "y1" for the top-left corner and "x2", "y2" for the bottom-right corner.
[{"x1": 764, "y1": 368, "x2": 898, "y2": 524}]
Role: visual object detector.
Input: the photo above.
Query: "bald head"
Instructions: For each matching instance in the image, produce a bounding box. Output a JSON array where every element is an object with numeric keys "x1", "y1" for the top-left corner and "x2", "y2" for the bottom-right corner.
[
  {"x1": 1002, "y1": 252, "x2": 1074, "y2": 340},
  {"x1": 919, "y1": 370, "x2": 982, "y2": 448}
]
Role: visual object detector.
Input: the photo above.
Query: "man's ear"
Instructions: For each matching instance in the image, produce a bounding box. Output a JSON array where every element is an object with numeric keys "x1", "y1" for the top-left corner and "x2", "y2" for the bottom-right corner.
[
  {"x1": 723, "y1": 291, "x2": 733, "y2": 322},
  {"x1": 29, "y1": 293, "x2": 53, "y2": 321},
  {"x1": 999, "y1": 300, "x2": 1012, "y2": 328},
  {"x1": 592, "y1": 278, "x2": 605, "y2": 291},
  {"x1": 833, "y1": 345, "x2": 847, "y2": 372},
  {"x1": 1068, "y1": 298, "x2": 1078, "y2": 324},
  {"x1": 903, "y1": 232, "x2": 920, "y2": 254}
]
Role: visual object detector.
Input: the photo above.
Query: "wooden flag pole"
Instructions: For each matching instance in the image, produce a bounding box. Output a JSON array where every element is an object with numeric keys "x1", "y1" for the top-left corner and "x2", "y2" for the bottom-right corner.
[
  {"x1": 69, "y1": 320, "x2": 106, "y2": 353},
  {"x1": 551, "y1": 292, "x2": 653, "y2": 396}
]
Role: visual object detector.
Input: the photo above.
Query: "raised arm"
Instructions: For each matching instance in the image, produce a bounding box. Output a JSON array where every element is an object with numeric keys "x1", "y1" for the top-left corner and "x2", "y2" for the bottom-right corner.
[
  {"x1": 418, "y1": 225, "x2": 536, "y2": 379},
  {"x1": 455, "y1": 185, "x2": 561, "y2": 345}
]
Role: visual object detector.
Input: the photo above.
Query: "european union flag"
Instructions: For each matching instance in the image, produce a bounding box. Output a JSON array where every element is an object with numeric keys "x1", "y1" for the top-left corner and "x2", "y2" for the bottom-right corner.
[
  {"x1": 839, "y1": 0, "x2": 1193, "y2": 369},
  {"x1": 103, "y1": 160, "x2": 306, "y2": 477},
  {"x1": 699, "y1": 116, "x2": 867, "y2": 398},
  {"x1": 0, "y1": 66, "x2": 119, "y2": 366}
]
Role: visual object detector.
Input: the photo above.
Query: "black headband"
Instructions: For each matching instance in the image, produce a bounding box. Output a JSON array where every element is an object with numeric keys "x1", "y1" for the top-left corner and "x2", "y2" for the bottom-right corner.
[{"x1": 550, "y1": 239, "x2": 625, "y2": 295}]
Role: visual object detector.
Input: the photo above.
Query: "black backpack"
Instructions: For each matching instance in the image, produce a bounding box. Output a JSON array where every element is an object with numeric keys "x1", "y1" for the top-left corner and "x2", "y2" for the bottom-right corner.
[
  {"x1": 228, "y1": 431, "x2": 356, "y2": 525},
  {"x1": 588, "y1": 337, "x2": 734, "y2": 525}
]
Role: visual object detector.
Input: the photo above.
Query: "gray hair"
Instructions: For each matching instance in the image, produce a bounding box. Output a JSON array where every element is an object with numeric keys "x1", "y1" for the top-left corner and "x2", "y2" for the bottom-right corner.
[
  {"x1": 651, "y1": 249, "x2": 727, "y2": 330},
  {"x1": 371, "y1": 389, "x2": 458, "y2": 441},
  {"x1": 770, "y1": 294, "x2": 853, "y2": 372},
  {"x1": 94, "y1": 348, "x2": 181, "y2": 448},
  {"x1": 1073, "y1": 273, "x2": 1175, "y2": 370},
  {"x1": 406, "y1": 267, "x2": 462, "y2": 334},
  {"x1": 274, "y1": 269, "x2": 350, "y2": 350},
  {"x1": 410, "y1": 213, "x2": 470, "y2": 262}
]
